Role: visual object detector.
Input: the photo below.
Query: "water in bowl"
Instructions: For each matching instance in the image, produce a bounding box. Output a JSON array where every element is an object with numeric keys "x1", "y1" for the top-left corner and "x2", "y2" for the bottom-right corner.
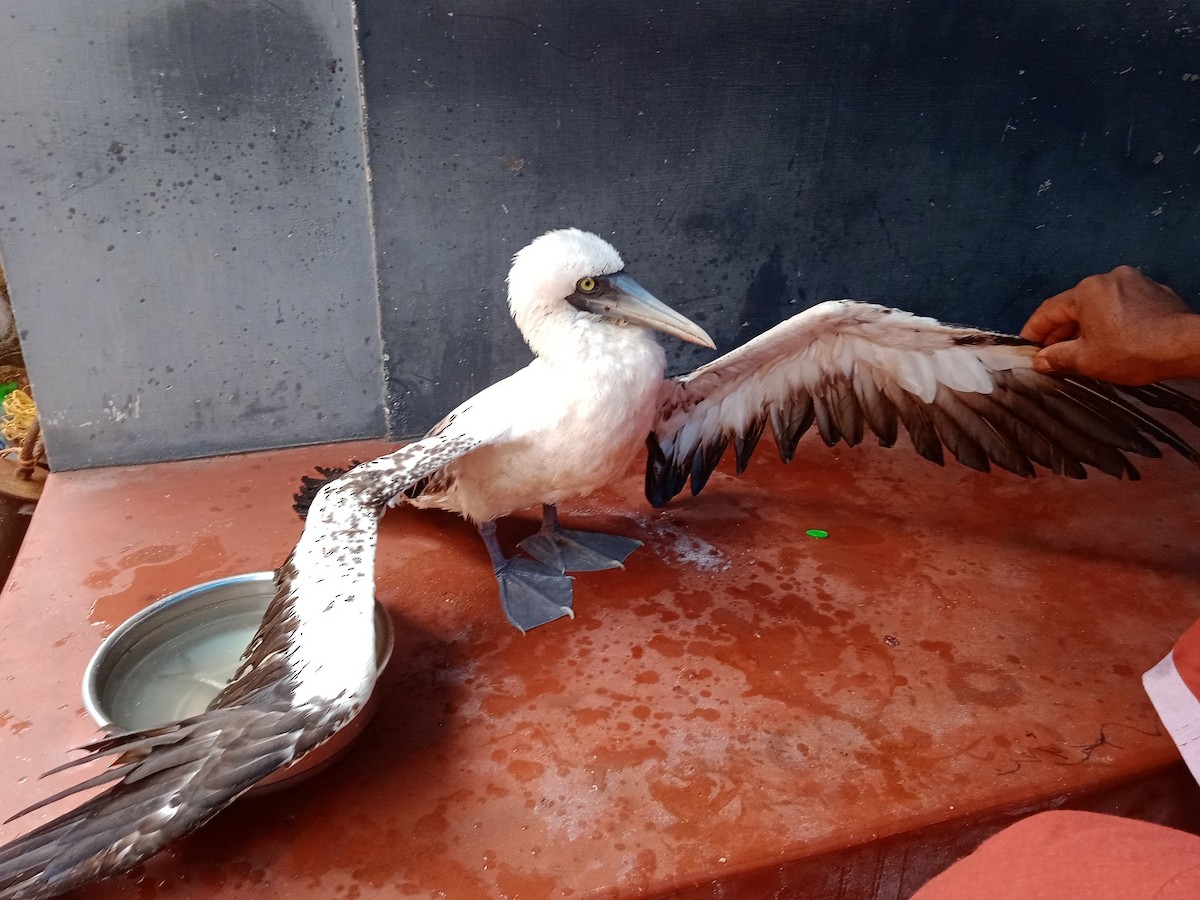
[{"x1": 104, "y1": 607, "x2": 261, "y2": 729}]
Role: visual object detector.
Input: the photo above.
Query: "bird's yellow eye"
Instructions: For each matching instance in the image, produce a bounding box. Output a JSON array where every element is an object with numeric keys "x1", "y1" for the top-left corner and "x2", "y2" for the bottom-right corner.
[{"x1": 577, "y1": 276, "x2": 597, "y2": 293}]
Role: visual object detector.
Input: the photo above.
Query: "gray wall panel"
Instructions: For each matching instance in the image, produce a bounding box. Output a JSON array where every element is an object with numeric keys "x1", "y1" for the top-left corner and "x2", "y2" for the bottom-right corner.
[{"x1": 0, "y1": 0, "x2": 386, "y2": 469}]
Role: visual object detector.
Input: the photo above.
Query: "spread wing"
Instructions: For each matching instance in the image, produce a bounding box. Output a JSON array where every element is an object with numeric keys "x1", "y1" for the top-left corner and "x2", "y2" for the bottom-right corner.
[
  {"x1": 0, "y1": 435, "x2": 480, "y2": 900},
  {"x1": 646, "y1": 300, "x2": 1200, "y2": 507}
]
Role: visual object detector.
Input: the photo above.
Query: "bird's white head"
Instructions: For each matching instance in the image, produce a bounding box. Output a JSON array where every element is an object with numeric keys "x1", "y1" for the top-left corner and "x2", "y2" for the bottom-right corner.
[{"x1": 507, "y1": 228, "x2": 715, "y2": 359}]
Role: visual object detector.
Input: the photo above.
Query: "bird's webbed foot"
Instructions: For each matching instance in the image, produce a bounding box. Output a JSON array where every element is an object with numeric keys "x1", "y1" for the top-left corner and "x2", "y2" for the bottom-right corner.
[
  {"x1": 494, "y1": 558, "x2": 575, "y2": 633},
  {"x1": 519, "y1": 528, "x2": 642, "y2": 573},
  {"x1": 518, "y1": 505, "x2": 643, "y2": 573}
]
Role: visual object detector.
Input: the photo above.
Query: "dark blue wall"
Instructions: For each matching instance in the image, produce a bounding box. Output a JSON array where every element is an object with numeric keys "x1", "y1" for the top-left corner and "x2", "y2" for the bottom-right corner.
[{"x1": 361, "y1": 0, "x2": 1200, "y2": 437}]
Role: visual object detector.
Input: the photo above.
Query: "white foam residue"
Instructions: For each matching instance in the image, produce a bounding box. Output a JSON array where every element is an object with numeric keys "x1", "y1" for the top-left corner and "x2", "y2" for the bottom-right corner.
[{"x1": 644, "y1": 517, "x2": 731, "y2": 573}]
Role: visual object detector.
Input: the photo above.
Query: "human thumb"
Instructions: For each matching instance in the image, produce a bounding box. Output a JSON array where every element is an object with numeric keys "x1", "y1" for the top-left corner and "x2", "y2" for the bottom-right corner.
[{"x1": 1031, "y1": 340, "x2": 1081, "y2": 375}]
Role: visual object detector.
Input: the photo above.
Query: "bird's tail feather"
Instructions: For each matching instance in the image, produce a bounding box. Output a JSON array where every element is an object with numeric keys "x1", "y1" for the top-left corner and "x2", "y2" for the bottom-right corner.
[{"x1": 292, "y1": 461, "x2": 360, "y2": 518}]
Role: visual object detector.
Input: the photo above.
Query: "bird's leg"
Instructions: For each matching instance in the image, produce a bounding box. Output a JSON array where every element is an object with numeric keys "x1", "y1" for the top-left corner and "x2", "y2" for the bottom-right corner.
[
  {"x1": 517, "y1": 504, "x2": 643, "y2": 573},
  {"x1": 479, "y1": 520, "x2": 575, "y2": 633}
]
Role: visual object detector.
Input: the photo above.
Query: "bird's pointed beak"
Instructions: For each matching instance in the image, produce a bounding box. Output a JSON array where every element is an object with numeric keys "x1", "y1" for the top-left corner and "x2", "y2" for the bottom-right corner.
[{"x1": 581, "y1": 272, "x2": 717, "y2": 349}]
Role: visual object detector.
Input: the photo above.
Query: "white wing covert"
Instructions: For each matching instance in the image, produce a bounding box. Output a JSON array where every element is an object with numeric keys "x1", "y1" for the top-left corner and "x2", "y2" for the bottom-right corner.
[{"x1": 646, "y1": 300, "x2": 1200, "y2": 506}]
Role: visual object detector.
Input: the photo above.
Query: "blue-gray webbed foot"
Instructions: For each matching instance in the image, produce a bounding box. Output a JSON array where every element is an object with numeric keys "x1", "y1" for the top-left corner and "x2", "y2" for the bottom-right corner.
[
  {"x1": 480, "y1": 520, "x2": 574, "y2": 632},
  {"x1": 517, "y1": 504, "x2": 643, "y2": 573},
  {"x1": 494, "y1": 558, "x2": 575, "y2": 633}
]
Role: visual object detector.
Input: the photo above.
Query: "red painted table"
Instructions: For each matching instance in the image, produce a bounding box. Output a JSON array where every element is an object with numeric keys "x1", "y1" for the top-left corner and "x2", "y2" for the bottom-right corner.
[{"x1": 2, "y1": 436, "x2": 1199, "y2": 897}]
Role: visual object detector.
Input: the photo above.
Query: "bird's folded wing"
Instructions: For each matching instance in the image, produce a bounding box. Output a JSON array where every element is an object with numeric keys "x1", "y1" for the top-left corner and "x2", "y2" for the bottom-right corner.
[
  {"x1": 0, "y1": 434, "x2": 483, "y2": 900},
  {"x1": 646, "y1": 300, "x2": 1200, "y2": 507}
]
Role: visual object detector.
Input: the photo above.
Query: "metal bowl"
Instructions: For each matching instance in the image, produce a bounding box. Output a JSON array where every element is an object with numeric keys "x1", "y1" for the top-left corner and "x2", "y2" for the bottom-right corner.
[{"x1": 83, "y1": 572, "x2": 393, "y2": 792}]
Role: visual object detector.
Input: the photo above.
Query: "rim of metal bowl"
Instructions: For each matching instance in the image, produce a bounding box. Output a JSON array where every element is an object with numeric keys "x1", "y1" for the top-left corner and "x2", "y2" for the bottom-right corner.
[{"x1": 82, "y1": 571, "x2": 393, "y2": 731}]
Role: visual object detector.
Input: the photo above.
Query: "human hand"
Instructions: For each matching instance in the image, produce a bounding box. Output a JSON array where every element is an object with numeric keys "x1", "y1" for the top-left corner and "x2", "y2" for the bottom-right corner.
[{"x1": 1020, "y1": 266, "x2": 1200, "y2": 385}]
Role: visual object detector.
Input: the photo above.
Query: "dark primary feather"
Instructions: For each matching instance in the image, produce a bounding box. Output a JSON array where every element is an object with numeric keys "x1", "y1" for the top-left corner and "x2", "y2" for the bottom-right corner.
[
  {"x1": 0, "y1": 547, "x2": 331, "y2": 900},
  {"x1": 0, "y1": 694, "x2": 325, "y2": 900},
  {"x1": 645, "y1": 302, "x2": 1200, "y2": 507},
  {"x1": 648, "y1": 370, "x2": 1200, "y2": 507}
]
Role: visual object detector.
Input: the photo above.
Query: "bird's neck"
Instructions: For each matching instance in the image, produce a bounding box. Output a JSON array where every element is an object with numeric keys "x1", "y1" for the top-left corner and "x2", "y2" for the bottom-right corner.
[{"x1": 527, "y1": 314, "x2": 666, "y2": 378}]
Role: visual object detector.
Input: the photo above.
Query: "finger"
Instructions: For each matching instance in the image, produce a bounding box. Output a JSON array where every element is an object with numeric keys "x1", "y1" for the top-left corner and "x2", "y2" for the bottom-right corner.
[
  {"x1": 1037, "y1": 321, "x2": 1080, "y2": 346},
  {"x1": 1020, "y1": 291, "x2": 1079, "y2": 343},
  {"x1": 1031, "y1": 339, "x2": 1080, "y2": 374}
]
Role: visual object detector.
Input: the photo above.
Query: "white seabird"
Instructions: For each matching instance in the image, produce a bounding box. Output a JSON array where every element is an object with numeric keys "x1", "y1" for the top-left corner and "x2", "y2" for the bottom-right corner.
[
  {"x1": 0, "y1": 436, "x2": 477, "y2": 899},
  {"x1": 302, "y1": 227, "x2": 1200, "y2": 632}
]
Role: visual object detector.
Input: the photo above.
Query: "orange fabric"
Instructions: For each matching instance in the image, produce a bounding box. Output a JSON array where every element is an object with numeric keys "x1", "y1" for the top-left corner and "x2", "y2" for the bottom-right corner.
[
  {"x1": 1173, "y1": 617, "x2": 1200, "y2": 701},
  {"x1": 912, "y1": 811, "x2": 1200, "y2": 900}
]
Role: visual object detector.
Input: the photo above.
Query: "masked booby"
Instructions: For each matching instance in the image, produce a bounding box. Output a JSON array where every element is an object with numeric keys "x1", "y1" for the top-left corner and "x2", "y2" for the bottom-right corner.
[
  {"x1": 298, "y1": 228, "x2": 1200, "y2": 633},
  {"x1": 0, "y1": 436, "x2": 476, "y2": 899}
]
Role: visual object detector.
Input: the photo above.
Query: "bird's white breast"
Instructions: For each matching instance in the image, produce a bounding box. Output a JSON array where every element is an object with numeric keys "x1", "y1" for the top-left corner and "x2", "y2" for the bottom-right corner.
[{"x1": 417, "y1": 325, "x2": 668, "y2": 522}]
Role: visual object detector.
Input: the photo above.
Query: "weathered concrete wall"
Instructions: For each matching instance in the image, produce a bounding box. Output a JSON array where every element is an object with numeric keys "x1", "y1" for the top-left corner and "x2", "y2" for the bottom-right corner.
[
  {"x1": 0, "y1": 0, "x2": 386, "y2": 469},
  {"x1": 360, "y1": 0, "x2": 1200, "y2": 437}
]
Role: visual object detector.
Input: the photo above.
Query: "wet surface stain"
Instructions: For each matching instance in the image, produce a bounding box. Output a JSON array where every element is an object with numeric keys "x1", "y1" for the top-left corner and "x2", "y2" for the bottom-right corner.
[
  {"x1": 89, "y1": 534, "x2": 230, "y2": 630},
  {"x1": 947, "y1": 662, "x2": 1024, "y2": 709}
]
